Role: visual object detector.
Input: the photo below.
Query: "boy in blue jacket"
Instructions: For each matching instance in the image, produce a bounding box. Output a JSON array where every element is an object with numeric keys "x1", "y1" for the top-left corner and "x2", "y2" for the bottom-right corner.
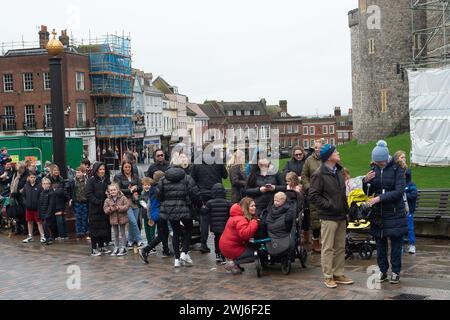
[{"x1": 139, "y1": 171, "x2": 172, "y2": 264}]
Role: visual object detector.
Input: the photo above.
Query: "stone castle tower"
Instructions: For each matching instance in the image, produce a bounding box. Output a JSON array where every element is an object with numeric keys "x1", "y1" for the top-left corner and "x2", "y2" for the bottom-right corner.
[{"x1": 348, "y1": 0, "x2": 427, "y2": 144}]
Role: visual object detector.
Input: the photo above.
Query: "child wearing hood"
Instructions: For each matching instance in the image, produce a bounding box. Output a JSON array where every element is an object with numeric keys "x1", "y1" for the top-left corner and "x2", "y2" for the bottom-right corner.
[
  {"x1": 104, "y1": 183, "x2": 130, "y2": 256},
  {"x1": 201, "y1": 183, "x2": 232, "y2": 263}
]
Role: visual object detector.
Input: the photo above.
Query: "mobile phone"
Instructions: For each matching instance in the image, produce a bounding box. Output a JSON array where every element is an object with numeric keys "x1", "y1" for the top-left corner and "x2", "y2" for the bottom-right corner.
[{"x1": 265, "y1": 184, "x2": 272, "y2": 189}]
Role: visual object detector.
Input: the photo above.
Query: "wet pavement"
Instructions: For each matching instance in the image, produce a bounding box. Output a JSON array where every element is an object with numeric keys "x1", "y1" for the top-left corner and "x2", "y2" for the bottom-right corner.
[{"x1": 0, "y1": 230, "x2": 449, "y2": 300}]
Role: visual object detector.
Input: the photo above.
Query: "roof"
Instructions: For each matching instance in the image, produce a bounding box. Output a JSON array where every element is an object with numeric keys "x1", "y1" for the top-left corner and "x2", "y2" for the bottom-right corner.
[
  {"x1": 198, "y1": 103, "x2": 225, "y2": 118},
  {"x1": 186, "y1": 107, "x2": 197, "y2": 117},
  {"x1": 220, "y1": 101, "x2": 268, "y2": 115},
  {"x1": 187, "y1": 103, "x2": 209, "y2": 120}
]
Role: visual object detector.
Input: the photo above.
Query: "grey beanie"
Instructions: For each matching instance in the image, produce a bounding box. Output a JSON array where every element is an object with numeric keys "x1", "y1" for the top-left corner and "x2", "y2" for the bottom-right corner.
[{"x1": 372, "y1": 140, "x2": 390, "y2": 162}]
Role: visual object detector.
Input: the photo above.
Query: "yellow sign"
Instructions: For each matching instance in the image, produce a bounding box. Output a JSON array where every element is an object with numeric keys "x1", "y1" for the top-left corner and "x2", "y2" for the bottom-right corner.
[{"x1": 10, "y1": 155, "x2": 19, "y2": 163}]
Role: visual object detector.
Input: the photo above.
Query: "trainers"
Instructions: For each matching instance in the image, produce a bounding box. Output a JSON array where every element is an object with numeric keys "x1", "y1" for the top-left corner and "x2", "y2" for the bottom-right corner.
[
  {"x1": 334, "y1": 275, "x2": 354, "y2": 285},
  {"x1": 139, "y1": 249, "x2": 149, "y2": 264},
  {"x1": 180, "y1": 253, "x2": 193, "y2": 267},
  {"x1": 149, "y1": 248, "x2": 157, "y2": 255},
  {"x1": 117, "y1": 248, "x2": 128, "y2": 256},
  {"x1": 162, "y1": 251, "x2": 173, "y2": 258},
  {"x1": 85, "y1": 236, "x2": 91, "y2": 241},
  {"x1": 377, "y1": 272, "x2": 388, "y2": 283},
  {"x1": 324, "y1": 278, "x2": 338, "y2": 289},
  {"x1": 390, "y1": 273, "x2": 400, "y2": 284},
  {"x1": 174, "y1": 259, "x2": 181, "y2": 268},
  {"x1": 111, "y1": 248, "x2": 120, "y2": 256},
  {"x1": 224, "y1": 261, "x2": 237, "y2": 273},
  {"x1": 137, "y1": 241, "x2": 145, "y2": 248},
  {"x1": 101, "y1": 247, "x2": 112, "y2": 254},
  {"x1": 216, "y1": 253, "x2": 222, "y2": 263},
  {"x1": 127, "y1": 242, "x2": 134, "y2": 248},
  {"x1": 40, "y1": 237, "x2": 46, "y2": 244},
  {"x1": 408, "y1": 245, "x2": 416, "y2": 254},
  {"x1": 91, "y1": 249, "x2": 101, "y2": 257},
  {"x1": 200, "y1": 245, "x2": 211, "y2": 254},
  {"x1": 22, "y1": 235, "x2": 33, "y2": 243}
]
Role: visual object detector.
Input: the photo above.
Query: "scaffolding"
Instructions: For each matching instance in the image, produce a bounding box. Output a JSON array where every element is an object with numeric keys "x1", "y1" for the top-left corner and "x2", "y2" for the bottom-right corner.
[
  {"x1": 77, "y1": 34, "x2": 133, "y2": 140},
  {"x1": 411, "y1": 0, "x2": 450, "y2": 68}
]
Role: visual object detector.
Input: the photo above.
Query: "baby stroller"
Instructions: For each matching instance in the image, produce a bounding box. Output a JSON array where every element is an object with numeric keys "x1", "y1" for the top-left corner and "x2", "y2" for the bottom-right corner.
[
  {"x1": 249, "y1": 198, "x2": 308, "y2": 278},
  {"x1": 345, "y1": 189, "x2": 376, "y2": 260}
]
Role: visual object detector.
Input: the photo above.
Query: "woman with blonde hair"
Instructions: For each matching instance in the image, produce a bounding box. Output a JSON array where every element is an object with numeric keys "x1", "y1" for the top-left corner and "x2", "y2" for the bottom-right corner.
[
  {"x1": 219, "y1": 197, "x2": 259, "y2": 274},
  {"x1": 228, "y1": 150, "x2": 247, "y2": 203}
]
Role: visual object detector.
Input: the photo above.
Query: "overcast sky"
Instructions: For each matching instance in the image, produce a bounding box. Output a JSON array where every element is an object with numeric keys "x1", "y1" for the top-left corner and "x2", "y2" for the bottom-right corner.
[{"x1": 1, "y1": 0, "x2": 357, "y2": 116}]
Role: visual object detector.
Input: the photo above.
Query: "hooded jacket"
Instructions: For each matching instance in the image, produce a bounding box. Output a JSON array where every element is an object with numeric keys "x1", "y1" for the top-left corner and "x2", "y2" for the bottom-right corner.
[
  {"x1": 219, "y1": 204, "x2": 259, "y2": 260},
  {"x1": 157, "y1": 167, "x2": 200, "y2": 221},
  {"x1": 86, "y1": 162, "x2": 111, "y2": 239},
  {"x1": 265, "y1": 203, "x2": 296, "y2": 239},
  {"x1": 38, "y1": 188, "x2": 55, "y2": 220},
  {"x1": 283, "y1": 158, "x2": 305, "y2": 177},
  {"x1": 191, "y1": 162, "x2": 228, "y2": 201},
  {"x1": 103, "y1": 191, "x2": 130, "y2": 226},
  {"x1": 201, "y1": 183, "x2": 232, "y2": 233}
]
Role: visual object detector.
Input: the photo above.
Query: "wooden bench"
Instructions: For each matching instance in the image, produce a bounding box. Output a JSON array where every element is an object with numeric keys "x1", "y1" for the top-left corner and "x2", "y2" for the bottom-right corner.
[{"x1": 415, "y1": 189, "x2": 450, "y2": 222}]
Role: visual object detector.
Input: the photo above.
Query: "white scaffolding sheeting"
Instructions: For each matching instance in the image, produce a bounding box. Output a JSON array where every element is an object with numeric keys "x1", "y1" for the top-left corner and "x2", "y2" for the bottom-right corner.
[{"x1": 408, "y1": 67, "x2": 450, "y2": 166}]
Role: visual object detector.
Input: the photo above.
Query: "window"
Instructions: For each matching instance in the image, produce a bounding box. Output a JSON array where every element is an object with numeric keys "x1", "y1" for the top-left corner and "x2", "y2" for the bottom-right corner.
[
  {"x1": 310, "y1": 139, "x2": 315, "y2": 147},
  {"x1": 281, "y1": 112, "x2": 287, "y2": 117},
  {"x1": 288, "y1": 125, "x2": 293, "y2": 134},
  {"x1": 23, "y1": 73, "x2": 34, "y2": 91},
  {"x1": 288, "y1": 139, "x2": 292, "y2": 147},
  {"x1": 76, "y1": 72, "x2": 85, "y2": 91},
  {"x1": 303, "y1": 140, "x2": 309, "y2": 149},
  {"x1": 43, "y1": 72, "x2": 51, "y2": 90},
  {"x1": 340, "y1": 121, "x2": 346, "y2": 127},
  {"x1": 3, "y1": 74, "x2": 13, "y2": 92},
  {"x1": 44, "y1": 104, "x2": 52, "y2": 128},
  {"x1": 255, "y1": 110, "x2": 261, "y2": 116},
  {"x1": 381, "y1": 89, "x2": 388, "y2": 113},
  {"x1": 330, "y1": 138, "x2": 335, "y2": 146},
  {"x1": 323, "y1": 125, "x2": 328, "y2": 135},
  {"x1": 245, "y1": 110, "x2": 251, "y2": 116},
  {"x1": 329, "y1": 125, "x2": 335, "y2": 134},
  {"x1": 294, "y1": 125, "x2": 299, "y2": 133},
  {"x1": 4, "y1": 106, "x2": 16, "y2": 130},
  {"x1": 24, "y1": 105, "x2": 36, "y2": 129},
  {"x1": 310, "y1": 126, "x2": 315, "y2": 135},
  {"x1": 281, "y1": 139, "x2": 285, "y2": 148},
  {"x1": 77, "y1": 102, "x2": 87, "y2": 127},
  {"x1": 303, "y1": 126, "x2": 309, "y2": 135},
  {"x1": 368, "y1": 39, "x2": 375, "y2": 55},
  {"x1": 227, "y1": 111, "x2": 233, "y2": 116}
]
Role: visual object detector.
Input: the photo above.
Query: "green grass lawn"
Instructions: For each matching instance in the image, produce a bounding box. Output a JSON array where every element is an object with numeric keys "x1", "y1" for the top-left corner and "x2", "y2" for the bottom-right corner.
[{"x1": 223, "y1": 133, "x2": 450, "y2": 190}]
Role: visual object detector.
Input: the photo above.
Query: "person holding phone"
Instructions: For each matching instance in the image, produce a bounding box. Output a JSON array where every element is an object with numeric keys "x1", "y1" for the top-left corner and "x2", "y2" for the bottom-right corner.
[
  {"x1": 363, "y1": 140, "x2": 407, "y2": 284},
  {"x1": 245, "y1": 157, "x2": 286, "y2": 217}
]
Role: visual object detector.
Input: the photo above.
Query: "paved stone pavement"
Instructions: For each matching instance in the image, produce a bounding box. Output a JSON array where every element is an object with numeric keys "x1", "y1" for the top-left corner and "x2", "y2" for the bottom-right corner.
[{"x1": 0, "y1": 230, "x2": 449, "y2": 300}]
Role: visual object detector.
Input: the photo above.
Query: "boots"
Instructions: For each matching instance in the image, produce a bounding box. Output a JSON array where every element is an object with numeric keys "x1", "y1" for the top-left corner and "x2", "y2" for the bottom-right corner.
[
  {"x1": 301, "y1": 231, "x2": 312, "y2": 245},
  {"x1": 312, "y1": 238, "x2": 322, "y2": 254}
]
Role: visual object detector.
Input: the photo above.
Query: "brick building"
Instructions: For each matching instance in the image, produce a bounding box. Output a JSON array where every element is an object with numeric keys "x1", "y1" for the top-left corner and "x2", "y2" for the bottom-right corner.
[
  {"x1": 0, "y1": 26, "x2": 96, "y2": 160},
  {"x1": 301, "y1": 116, "x2": 337, "y2": 149}
]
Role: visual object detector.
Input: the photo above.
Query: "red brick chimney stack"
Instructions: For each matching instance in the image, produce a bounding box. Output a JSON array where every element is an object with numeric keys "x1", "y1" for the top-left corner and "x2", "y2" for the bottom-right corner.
[
  {"x1": 279, "y1": 100, "x2": 288, "y2": 113},
  {"x1": 39, "y1": 25, "x2": 50, "y2": 49},
  {"x1": 59, "y1": 29, "x2": 70, "y2": 46}
]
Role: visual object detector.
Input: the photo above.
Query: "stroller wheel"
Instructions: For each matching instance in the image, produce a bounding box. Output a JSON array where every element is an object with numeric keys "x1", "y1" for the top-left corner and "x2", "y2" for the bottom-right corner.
[
  {"x1": 255, "y1": 257, "x2": 262, "y2": 278},
  {"x1": 299, "y1": 247, "x2": 308, "y2": 268},
  {"x1": 359, "y1": 244, "x2": 373, "y2": 260},
  {"x1": 281, "y1": 258, "x2": 292, "y2": 275}
]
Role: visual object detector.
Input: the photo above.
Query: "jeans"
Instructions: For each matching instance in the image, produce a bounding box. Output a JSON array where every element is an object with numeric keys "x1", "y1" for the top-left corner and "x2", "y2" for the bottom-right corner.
[
  {"x1": 127, "y1": 207, "x2": 142, "y2": 243},
  {"x1": 74, "y1": 202, "x2": 89, "y2": 236},
  {"x1": 214, "y1": 233, "x2": 222, "y2": 255},
  {"x1": 407, "y1": 212, "x2": 416, "y2": 245},
  {"x1": 375, "y1": 236, "x2": 403, "y2": 275},
  {"x1": 235, "y1": 247, "x2": 257, "y2": 265},
  {"x1": 55, "y1": 215, "x2": 67, "y2": 238},
  {"x1": 200, "y1": 214, "x2": 210, "y2": 246},
  {"x1": 170, "y1": 219, "x2": 193, "y2": 260}
]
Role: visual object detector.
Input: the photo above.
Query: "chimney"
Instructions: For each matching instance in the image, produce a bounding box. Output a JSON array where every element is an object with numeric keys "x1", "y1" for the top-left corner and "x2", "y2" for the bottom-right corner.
[
  {"x1": 59, "y1": 29, "x2": 70, "y2": 46},
  {"x1": 39, "y1": 25, "x2": 50, "y2": 49},
  {"x1": 348, "y1": 108, "x2": 353, "y2": 114},
  {"x1": 334, "y1": 107, "x2": 342, "y2": 117},
  {"x1": 279, "y1": 100, "x2": 288, "y2": 113}
]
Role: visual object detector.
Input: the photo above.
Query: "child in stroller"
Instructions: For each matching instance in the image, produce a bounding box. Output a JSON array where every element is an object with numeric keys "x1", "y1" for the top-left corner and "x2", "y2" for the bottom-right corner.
[
  {"x1": 346, "y1": 189, "x2": 376, "y2": 260},
  {"x1": 250, "y1": 192, "x2": 307, "y2": 277}
]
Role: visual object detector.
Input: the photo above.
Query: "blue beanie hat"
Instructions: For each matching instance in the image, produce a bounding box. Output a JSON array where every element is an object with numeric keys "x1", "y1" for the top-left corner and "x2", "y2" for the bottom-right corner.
[
  {"x1": 320, "y1": 144, "x2": 336, "y2": 162},
  {"x1": 372, "y1": 140, "x2": 390, "y2": 162}
]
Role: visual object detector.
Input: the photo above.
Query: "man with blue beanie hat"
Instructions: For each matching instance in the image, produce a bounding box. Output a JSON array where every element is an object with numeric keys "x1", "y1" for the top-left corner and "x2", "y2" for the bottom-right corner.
[{"x1": 309, "y1": 144, "x2": 353, "y2": 288}]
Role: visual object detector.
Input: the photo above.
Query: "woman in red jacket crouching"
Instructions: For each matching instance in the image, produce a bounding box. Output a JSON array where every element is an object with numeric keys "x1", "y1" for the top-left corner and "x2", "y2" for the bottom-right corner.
[{"x1": 219, "y1": 197, "x2": 259, "y2": 274}]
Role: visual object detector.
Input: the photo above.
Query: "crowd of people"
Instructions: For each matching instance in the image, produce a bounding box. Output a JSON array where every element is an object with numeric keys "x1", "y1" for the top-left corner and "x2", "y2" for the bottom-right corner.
[{"x1": 0, "y1": 140, "x2": 418, "y2": 288}]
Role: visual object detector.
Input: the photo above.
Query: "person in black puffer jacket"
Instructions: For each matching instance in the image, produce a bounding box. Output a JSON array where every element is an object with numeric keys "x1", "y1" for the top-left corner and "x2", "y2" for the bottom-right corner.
[
  {"x1": 21, "y1": 173, "x2": 44, "y2": 243},
  {"x1": 39, "y1": 177, "x2": 56, "y2": 244},
  {"x1": 158, "y1": 166, "x2": 200, "y2": 268},
  {"x1": 245, "y1": 158, "x2": 286, "y2": 217},
  {"x1": 201, "y1": 183, "x2": 232, "y2": 263},
  {"x1": 363, "y1": 141, "x2": 407, "y2": 284},
  {"x1": 283, "y1": 146, "x2": 306, "y2": 178},
  {"x1": 47, "y1": 165, "x2": 68, "y2": 240},
  {"x1": 86, "y1": 162, "x2": 111, "y2": 256}
]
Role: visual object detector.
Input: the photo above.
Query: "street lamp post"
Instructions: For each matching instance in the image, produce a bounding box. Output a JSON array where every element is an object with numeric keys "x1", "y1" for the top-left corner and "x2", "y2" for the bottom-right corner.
[{"x1": 47, "y1": 30, "x2": 68, "y2": 179}]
